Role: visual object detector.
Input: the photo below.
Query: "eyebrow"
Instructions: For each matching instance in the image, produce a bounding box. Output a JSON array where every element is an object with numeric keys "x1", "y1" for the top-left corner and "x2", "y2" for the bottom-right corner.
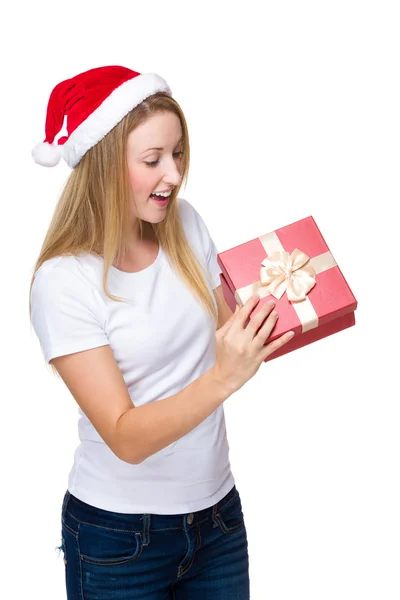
[{"x1": 141, "y1": 137, "x2": 183, "y2": 154}]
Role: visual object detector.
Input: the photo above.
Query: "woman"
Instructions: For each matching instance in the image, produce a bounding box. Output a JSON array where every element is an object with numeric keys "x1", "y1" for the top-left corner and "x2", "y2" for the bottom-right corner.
[{"x1": 29, "y1": 64, "x2": 294, "y2": 599}]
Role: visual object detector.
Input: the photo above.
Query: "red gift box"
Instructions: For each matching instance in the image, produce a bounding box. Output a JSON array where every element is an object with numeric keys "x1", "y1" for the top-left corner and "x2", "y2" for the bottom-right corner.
[{"x1": 217, "y1": 216, "x2": 358, "y2": 362}]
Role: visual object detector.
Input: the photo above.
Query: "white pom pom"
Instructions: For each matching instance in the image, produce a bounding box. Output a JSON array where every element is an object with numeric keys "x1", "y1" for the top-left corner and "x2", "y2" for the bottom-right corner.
[{"x1": 31, "y1": 142, "x2": 62, "y2": 167}]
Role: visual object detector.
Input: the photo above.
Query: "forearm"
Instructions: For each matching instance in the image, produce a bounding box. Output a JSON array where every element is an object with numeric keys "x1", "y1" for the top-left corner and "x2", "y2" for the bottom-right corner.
[{"x1": 116, "y1": 366, "x2": 231, "y2": 464}]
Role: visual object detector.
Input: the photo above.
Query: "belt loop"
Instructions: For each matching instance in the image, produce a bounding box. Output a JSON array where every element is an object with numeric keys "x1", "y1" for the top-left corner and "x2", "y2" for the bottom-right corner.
[{"x1": 142, "y1": 514, "x2": 151, "y2": 546}]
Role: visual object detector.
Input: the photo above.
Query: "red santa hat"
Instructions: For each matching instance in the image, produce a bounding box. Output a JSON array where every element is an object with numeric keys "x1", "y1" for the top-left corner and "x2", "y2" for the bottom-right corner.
[{"x1": 31, "y1": 65, "x2": 172, "y2": 168}]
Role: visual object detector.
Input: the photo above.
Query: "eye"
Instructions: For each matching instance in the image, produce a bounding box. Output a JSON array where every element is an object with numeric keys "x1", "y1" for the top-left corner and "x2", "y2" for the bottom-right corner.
[{"x1": 145, "y1": 151, "x2": 183, "y2": 168}]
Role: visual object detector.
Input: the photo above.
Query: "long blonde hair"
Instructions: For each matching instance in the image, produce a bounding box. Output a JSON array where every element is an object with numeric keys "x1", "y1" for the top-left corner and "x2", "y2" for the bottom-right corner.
[{"x1": 29, "y1": 92, "x2": 218, "y2": 376}]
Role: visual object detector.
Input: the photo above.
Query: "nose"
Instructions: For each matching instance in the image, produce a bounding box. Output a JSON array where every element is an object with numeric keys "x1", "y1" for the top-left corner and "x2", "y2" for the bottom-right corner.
[{"x1": 163, "y1": 157, "x2": 183, "y2": 188}]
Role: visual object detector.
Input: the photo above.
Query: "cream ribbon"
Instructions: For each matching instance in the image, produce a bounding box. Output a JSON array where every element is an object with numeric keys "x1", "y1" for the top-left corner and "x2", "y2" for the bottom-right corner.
[
  {"x1": 260, "y1": 248, "x2": 316, "y2": 302},
  {"x1": 233, "y1": 231, "x2": 338, "y2": 332}
]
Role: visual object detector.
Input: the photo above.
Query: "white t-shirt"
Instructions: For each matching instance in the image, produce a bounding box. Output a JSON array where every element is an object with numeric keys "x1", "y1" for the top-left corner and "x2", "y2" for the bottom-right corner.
[{"x1": 30, "y1": 197, "x2": 235, "y2": 514}]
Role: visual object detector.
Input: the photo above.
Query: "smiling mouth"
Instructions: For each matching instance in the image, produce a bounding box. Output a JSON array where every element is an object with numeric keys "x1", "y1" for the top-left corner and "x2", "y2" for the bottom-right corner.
[{"x1": 150, "y1": 194, "x2": 170, "y2": 206}]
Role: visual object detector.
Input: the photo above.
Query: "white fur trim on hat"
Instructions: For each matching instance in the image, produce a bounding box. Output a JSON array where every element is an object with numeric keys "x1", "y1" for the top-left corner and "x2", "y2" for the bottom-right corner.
[{"x1": 61, "y1": 73, "x2": 172, "y2": 168}]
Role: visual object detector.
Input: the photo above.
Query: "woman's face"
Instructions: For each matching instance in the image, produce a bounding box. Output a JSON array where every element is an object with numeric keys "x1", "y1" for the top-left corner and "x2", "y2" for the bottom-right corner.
[{"x1": 126, "y1": 111, "x2": 183, "y2": 229}]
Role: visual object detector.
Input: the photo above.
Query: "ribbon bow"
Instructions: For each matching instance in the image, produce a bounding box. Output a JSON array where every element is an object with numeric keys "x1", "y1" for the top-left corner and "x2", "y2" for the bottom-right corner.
[{"x1": 260, "y1": 248, "x2": 317, "y2": 302}]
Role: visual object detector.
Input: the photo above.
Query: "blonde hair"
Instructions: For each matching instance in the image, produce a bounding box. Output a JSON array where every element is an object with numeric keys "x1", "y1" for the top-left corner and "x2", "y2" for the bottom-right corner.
[{"x1": 29, "y1": 92, "x2": 218, "y2": 377}]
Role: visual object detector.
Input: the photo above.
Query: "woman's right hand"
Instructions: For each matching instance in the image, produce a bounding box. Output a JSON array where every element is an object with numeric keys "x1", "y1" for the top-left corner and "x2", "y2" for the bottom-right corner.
[{"x1": 213, "y1": 294, "x2": 295, "y2": 395}]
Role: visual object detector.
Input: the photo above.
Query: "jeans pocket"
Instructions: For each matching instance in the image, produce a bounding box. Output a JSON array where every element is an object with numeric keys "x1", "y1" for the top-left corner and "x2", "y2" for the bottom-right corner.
[
  {"x1": 216, "y1": 491, "x2": 245, "y2": 535},
  {"x1": 79, "y1": 522, "x2": 143, "y2": 566},
  {"x1": 62, "y1": 508, "x2": 79, "y2": 539}
]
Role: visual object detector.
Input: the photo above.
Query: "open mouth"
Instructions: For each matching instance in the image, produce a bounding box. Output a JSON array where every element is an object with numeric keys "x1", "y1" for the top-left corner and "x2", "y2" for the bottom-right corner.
[{"x1": 150, "y1": 193, "x2": 169, "y2": 206}]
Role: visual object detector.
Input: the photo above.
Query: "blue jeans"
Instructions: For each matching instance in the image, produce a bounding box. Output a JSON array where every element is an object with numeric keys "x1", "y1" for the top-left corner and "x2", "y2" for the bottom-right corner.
[{"x1": 58, "y1": 484, "x2": 250, "y2": 599}]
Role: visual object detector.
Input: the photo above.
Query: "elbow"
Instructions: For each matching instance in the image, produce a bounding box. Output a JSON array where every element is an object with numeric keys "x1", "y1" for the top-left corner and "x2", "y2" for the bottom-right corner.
[
  {"x1": 115, "y1": 444, "x2": 143, "y2": 465},
  {"x1": 119, "y1": 449, "x2": 143, "y2": 465},
  {"x1": 114, "y1": 411, "x2": 144, "y2": 465}
]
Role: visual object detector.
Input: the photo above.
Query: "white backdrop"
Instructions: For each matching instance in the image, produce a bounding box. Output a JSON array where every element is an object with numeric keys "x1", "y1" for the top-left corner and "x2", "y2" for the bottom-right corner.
[{"x1": 2, "y1": 1, "x2": 399, "y2": 598}]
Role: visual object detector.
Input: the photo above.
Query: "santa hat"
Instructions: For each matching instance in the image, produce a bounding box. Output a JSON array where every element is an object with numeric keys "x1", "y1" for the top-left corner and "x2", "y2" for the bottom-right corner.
[{"x1": 31, "y1": 65, "x2": 172, "y2": 168}]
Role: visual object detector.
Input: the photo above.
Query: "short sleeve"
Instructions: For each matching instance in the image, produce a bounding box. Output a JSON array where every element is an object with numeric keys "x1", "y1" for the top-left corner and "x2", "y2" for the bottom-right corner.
[{"x1": 30, "y1": 265, "x2": 109, "y2": 364}]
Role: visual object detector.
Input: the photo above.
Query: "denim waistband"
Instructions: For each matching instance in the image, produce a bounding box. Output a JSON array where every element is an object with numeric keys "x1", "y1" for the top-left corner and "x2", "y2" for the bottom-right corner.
[{"x1": 62, "y1": 484, "x2": 238, "y2": 532}]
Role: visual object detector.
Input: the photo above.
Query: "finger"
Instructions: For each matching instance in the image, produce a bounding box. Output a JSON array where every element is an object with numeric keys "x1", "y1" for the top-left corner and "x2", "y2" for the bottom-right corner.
[
  {"x1": 239, "y1": 295, "x2": 261, "y2": 318},
  {"x1": 260, "y1": 331, "x2": 295, "y2": 359},
  {"x1": 228, "y1": 296, "x2": 260, "y2": 332},
  {"x1": 251, "y1": 309, "x2": 279, "y2": 349},
  {"x1": 245, "y1": 298, "x2": 277, "y2": 338}
]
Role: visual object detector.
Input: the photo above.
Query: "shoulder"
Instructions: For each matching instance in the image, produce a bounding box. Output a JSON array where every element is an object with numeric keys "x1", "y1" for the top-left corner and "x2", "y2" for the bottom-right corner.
[
  {"x1": 31, "y1": 253, "x2": 100, "y2": 305},
  {"x1": 177, "y1": 196, "x2": 196, "y2": 222},
  {"x1": 177, "y1": 197, "x2": 210, "y2": 237},
  {"x1": 33, "y1": 256, "x2": 77, "y2": 289},
  {"x1": 33, "y1": 252, "x2": 100, "y2": 287}
]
